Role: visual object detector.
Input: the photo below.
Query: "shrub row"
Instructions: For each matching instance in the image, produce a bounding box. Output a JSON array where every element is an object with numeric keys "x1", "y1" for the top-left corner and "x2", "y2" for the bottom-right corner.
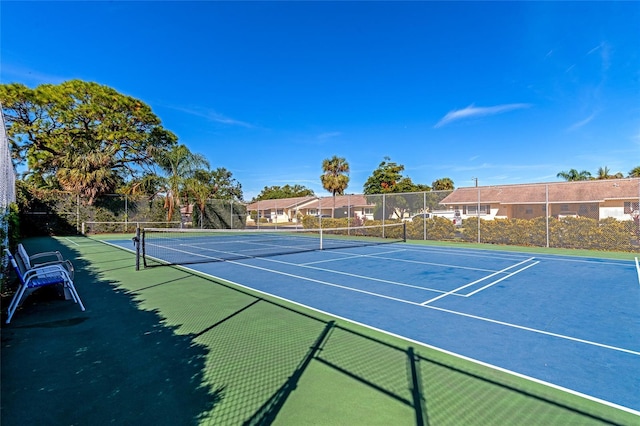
[{"x1": 460, "y1": 216, "x2": 637, "y2": 252}]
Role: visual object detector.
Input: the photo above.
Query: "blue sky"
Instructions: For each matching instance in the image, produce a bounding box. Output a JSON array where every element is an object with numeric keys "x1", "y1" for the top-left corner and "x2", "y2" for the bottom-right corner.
[{"x1": 1, "y1": 1, "x2": 639, "y2": 200}]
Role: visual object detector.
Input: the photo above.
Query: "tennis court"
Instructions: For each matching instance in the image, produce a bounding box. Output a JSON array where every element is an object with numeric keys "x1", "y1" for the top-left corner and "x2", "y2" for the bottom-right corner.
[{"x1": 109, "y1": 224, "x2": 640, "y2": 417}]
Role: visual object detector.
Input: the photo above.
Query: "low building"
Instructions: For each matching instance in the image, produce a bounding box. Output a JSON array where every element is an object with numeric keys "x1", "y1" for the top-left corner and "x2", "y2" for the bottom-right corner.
[
  {"x1": 246, "y1": 195, "x2": 376, "y2": 224},
  {"x1": 440, "y1": 178, "x2": 640, "y2": 222}
]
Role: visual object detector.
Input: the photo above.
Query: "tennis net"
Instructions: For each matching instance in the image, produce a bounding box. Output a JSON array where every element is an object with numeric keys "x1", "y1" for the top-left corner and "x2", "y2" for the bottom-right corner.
[{"x1": 137, "y1": 223, "x2": 406, "y2": 269}]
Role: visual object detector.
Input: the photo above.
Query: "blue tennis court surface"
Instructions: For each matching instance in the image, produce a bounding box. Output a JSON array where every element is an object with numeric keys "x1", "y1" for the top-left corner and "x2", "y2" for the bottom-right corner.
[{"x1": 111, "y1": 238, "x2": 640, "y2": 414}]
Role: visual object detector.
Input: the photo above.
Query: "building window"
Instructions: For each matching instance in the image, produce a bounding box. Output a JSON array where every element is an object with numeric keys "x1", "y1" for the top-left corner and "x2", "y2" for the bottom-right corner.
[
  {"x1": 276, "y1": 209, "x2": 284, "y2": 215},
  {"x1": 467, "y1": 204, "x2": 490, "y2": 215},
  {"x1": 364, "y1": 208, "x2": 373, "y2": 215}
]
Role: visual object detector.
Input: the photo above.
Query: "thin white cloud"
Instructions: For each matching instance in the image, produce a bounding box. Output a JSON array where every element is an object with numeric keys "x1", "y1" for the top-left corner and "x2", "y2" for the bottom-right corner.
[
  {"x1": 567, "y1": 113, "x2": 596, "y2": 132},
  {"x1": 317, "y1": 131, "x2": 342, "y2": 140},
  {"x1": 169, "y1": 105, "x2": 254, "y2": 128},
  {"x1": 587, "y1": 43, "x2": 604, "y2": 56},
  {"x1": 207, "y1": 111, "x2": 254, "y2": 128},
  {"x1": 434, "y1": 103, "x2": 531, "y2": 128}
]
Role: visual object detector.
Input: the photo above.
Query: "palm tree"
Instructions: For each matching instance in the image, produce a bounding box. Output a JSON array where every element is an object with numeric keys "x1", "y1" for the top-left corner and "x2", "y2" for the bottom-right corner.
[
  {"x1": 629, "y1": 166, "x2": 640, "y2": 178},
  {"x1": 556, "y1": 169, "x2": 592, "y2": 181},
  {"x1": 155, "y1": 144, "x2": 209, "y2": 221},
  {"x1": 120, "y1": 174, "x2": 165, "y2": 199},
  {"x1": 320, "y1": 155, "x2": 350, "y2": 217},
  {"x1": 594, "y1": 166, "x2": 625, "y2": 180},
  {"x1": 596, "y1": 166, "x2": 611, "y2": 180},
  {"x1": 185, "y1": 169, "x2": 215, "y2": 228},
  {"x1": 56, "y1": 150, "x2": 120, "y2": 205}
]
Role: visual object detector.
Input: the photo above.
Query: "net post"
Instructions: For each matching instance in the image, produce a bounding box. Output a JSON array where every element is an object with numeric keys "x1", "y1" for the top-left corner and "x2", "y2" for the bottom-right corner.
[
  {"x1": 134, "y1": 226, "x2": 141, "y2": 271},
  {"x1": 403, "y1": 222, "x2": 407, "y2": 242},
  {"x1": 320, "y1": 228, "x2": 323, "y2": 250},
  {"x1": 141, "y1": 228, "x2": 147, "y2": 268}
]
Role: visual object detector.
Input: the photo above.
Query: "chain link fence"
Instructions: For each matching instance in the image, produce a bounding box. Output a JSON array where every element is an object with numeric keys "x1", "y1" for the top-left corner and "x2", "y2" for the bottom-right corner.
[
  {"x1": 248, "y1": 182, "x2": 640, "y2": 252},
  {"x1": 14, "y1": 178, "x2": 640, "y2": 252},
  {"x1": 16, "y1": 190, "x2": 247, "y2": 236},
  {"x1": 1, "y1": 105, "x2": 17, "y2": 277}
]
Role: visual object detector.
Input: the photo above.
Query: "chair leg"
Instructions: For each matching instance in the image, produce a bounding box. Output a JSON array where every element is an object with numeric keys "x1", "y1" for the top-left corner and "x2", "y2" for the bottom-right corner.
[
  {"x1": 64, "y1": 280, "x2": 85, "y2": 311},
  {"x1": 6, "y1": 285, "x2": 28, "y2": 324}
]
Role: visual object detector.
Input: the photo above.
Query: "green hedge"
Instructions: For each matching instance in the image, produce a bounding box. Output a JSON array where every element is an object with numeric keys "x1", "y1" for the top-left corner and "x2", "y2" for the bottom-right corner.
[
  {"x1": 406, "y1": 216, "x2": 456, "y2": 240},
  {"x1": 461, "y1": 216, "x2": 636, "y2": 252}
]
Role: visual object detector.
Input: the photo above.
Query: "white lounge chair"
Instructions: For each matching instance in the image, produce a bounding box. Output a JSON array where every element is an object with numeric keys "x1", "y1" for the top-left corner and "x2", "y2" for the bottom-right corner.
[
  {"x1": 4, "y1": 249, "x2": 85, "y2": 324},
  {"x1": 17, "y1": 243, "x2": 74, "y2": 280}
]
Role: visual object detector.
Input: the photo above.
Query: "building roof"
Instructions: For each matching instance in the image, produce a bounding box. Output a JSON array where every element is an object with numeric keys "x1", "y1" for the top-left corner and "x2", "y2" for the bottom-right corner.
[
  {"x1": 247, "y1": 194, "x2": 372, "y2": 210},
  {"x1": 440, "y1": 178, "x2": 640, "y2": 205},
  {"x1": 297, "y1": 194, "x2": 371, "y2": 209},
  {"x1": 246, "y1": 196, "x2": 316, "y2": 210}
]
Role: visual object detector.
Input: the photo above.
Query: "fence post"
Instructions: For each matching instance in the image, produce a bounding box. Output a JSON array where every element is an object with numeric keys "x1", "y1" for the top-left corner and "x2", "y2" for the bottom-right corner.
[
  {"x1": 476, "y1": 180, "x2": 480, "y2": 244},
  {"x1": 76, "y1": 194, "x2": 80, "y2": 233},
  {"x1": 382, "y1": 194, "x2": 386, "y2": 238},
  {"x1": 545, "y1": 184, "x2": 550, "y2": 248},
  {"x1": 423, "y1": 192, "x2": 427, "y2": 240}
]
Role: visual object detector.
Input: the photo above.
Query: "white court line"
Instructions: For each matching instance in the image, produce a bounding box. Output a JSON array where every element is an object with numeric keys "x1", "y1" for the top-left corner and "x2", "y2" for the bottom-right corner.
[
  {"x1": 636, "y1": 257, "x2": 640, "y2": 286},
  {"x1": 420, "y1": 258, "x2": 537, "y2": 305},
  {"x1": 399, "y1": 245, "x2": 534, "y2": 262},
  {"x1": 301, "y1": 248, "x2": 408, "y2": 265},
  {"x1": 310, "y1": 250, "x2": 502, "y2": 273},
  {"x1": 259, "y1": 256, "x2": 461, "y2": 296},
  {"x1": 62, "y1": 237, "x2": 80, "y2": 246},
  {"x1": 213, "y1": 257, "x2": 640, "y2": 357},
  {"x1": 464, "y1": 261, "x2": 540, "y2": 297},
  {"x1": 400, "y1": 243, "x2": 636, "y2": 267}
]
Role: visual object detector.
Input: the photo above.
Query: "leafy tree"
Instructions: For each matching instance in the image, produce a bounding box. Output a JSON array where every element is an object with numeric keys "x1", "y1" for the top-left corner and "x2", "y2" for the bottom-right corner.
[
  {"x1": 0, "y1": 80, "x2": 177, "y2": 204},
  {"x1": 556, "y1": 169, "x2": 592, "y2": 181},
  {"x1": 431, "y1": 177, "x2": 454, "y2": 191},
  {"x1": 363, "y1": 158, "x2": 405, "y2": 195},
  {"x1": 363, "y1": 157, "x2": 432, "y2": 219},
  {"x1": 320, "y1": 155, "x2": 350, "y2": 216},
  {"x1": 207, "y1": 167, "x2": 243, "y2": 201},
  {"x1": 253, "y1": 184, "x2": 314, "y2": 201},
  {"x1": 629, "y1": 166, "x2": 640, "y2": 178},
  {"x1": 363, "y1": 157, "x2": 430, "y2": 194}
]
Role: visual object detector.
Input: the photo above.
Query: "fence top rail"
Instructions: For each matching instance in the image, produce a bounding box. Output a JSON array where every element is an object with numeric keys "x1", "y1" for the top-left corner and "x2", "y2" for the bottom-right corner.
[{"x1": 83, "y1": 221, "x2": 182, "y2": 224}]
